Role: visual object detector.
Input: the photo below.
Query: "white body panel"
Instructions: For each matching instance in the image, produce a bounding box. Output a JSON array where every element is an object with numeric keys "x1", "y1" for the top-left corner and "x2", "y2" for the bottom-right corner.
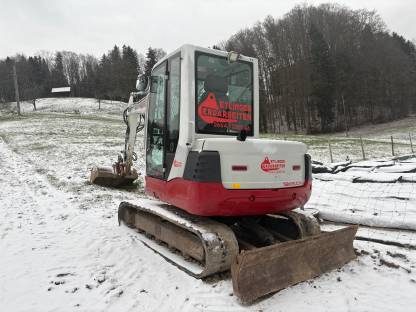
[{"x1": 195, "y1": 138, "x2": 307, "y2": 189}]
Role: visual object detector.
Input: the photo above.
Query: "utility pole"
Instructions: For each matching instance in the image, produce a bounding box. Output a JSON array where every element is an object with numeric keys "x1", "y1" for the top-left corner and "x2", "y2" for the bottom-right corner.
[{"x1": 13, "y1": 62, "x2": 21, "y2": 115}]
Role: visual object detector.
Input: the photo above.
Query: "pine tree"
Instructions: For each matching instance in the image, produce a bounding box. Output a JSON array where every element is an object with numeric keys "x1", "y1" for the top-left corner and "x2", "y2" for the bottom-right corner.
[
  {"x1": 51, "y1": 52, "x2": 67, "y2": 87},
  {"x1": 96, "y1": 54, "x2": 110, "y2": 100},
  {"x1": 109, "y1": 45, "x2": 122, "y2": 100},
  {"x1": 144, "y1": 47, "x2": 157, "y2": 79},
  {"x1": 121, "y1": 45, "x2": 139, "y2": 98},
  {"x1": 309, "y1": 23, "x2": 336, "y2": 132},
  {"x1": 83, "y1": 57, "x2": 97, "y2": 97}
]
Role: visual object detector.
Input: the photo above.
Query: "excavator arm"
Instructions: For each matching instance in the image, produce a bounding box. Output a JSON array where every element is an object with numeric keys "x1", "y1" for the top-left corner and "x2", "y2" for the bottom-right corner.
[
  {"x1": 121, "y1": 92, "x2": 147, "y2": 175},
  {"x1": 90, "y1": 92, "x2": 148, "y2": 187}
]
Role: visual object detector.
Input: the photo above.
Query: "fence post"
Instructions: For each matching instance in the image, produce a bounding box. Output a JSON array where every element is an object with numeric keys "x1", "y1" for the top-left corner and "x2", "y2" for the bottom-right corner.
[
  {"x1": 328, "y1": 139, "x2": 333, "y2": 163},
  {"x1": 360, "y1": 136, "x2": 366, "y2": 160},
  {"x1": 391, "y1": 135, "x2": 395, "y2": 156},
  {"x1": 410, "y1": 133, "x2": 414, "y2": 154}
]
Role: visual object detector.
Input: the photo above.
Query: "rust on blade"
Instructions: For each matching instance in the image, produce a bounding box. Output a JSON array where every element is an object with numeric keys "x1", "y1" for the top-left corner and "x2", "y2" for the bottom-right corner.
[{"x1": 231, "y1": 225, "x2": 358, "y2": 304}]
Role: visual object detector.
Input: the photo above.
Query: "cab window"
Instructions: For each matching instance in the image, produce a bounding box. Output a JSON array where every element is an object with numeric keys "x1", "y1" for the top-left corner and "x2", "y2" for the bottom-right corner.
[{"x1": 195, "y1": 52, "x2": 253, "y2": 136}]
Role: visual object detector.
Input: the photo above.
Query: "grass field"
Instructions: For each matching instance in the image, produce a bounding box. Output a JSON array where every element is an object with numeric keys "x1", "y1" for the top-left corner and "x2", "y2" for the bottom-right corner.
[
  {"x1": 262, "y1": 116, "x2": 416, "y2": 163},
  {"x1": 3, "y1": 98, "x2": 415, "y2": 165}
]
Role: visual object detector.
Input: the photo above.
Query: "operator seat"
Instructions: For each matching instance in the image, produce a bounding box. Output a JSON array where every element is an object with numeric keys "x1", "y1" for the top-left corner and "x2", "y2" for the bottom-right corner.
[{"x1": 197, "y1": 74, "x2": 229, "y2": 133}]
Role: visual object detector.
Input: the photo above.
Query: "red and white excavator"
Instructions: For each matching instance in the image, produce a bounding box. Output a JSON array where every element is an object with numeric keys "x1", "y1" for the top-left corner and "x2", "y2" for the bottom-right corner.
[{"x1": 91, "y1": 44, "x2": 357, "y2": 303}]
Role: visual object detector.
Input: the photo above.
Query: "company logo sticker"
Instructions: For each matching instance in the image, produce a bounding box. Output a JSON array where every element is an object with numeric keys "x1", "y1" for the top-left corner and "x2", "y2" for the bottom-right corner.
[
  {"x1": 198, "y1": 92, "x2": 252, "y2": 125},
  {"x1": 173, "y1": 160, "x2": 183, "y2": 168},
  {"x1": 260, "y1": 157, "x2": 285, "y2": 173}
]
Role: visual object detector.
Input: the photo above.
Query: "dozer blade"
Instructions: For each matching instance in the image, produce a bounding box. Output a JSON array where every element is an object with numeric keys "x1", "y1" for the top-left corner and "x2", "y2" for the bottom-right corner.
[
  {"x1": 231, "y1": 225, "x2": 358, "y2": 303},
  {"x1": 90, "y1": 166, "x2": 138, "y2": 187}
]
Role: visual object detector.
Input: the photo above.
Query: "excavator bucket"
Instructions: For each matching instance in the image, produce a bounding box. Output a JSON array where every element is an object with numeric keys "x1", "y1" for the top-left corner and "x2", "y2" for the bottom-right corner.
[
  {"x1": 90, "y1": 166, "x2": 138, "y2": 188},
  {"x1": 231, "y1": 225, "x2": 358, "y2": 303}
]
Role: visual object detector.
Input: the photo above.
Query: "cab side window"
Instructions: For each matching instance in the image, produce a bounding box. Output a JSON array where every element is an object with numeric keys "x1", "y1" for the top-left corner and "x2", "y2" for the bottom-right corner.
[
  {"x1": 146, "y1": 62, "x2": 166, "y2": 178},
  {"x1": 165, "y1": 55, "x2": 181, "y2": 177}
]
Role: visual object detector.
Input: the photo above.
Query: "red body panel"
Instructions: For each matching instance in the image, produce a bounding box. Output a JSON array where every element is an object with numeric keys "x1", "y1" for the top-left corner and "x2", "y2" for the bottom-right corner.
[{"x1": 145, "y1": 177, "x2": 312, "y2": 217}]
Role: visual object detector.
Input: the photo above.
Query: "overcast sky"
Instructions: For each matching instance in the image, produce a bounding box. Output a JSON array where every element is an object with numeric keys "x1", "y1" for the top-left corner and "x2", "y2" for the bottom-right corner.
[{"x1": 0, "y1": 0, "x2": 415, "y2": 59}]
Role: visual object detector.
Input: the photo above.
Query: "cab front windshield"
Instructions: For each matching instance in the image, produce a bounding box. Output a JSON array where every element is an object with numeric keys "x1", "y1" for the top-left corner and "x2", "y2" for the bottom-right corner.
[{"x1": 195, "y1": 52, "x2": 253, "y2": 135}]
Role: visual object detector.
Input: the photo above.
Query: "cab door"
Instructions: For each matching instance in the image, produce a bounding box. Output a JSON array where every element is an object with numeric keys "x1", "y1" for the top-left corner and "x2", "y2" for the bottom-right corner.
[
  {"x1": 146, "y1": 55, "x2": 181, "y2": 180},
  {"x1": 146, "y1": 62, "x2": 167, "y2": 179},
  {"x1": 165, "y1": 54, "x2": 181, "y2": 178}
]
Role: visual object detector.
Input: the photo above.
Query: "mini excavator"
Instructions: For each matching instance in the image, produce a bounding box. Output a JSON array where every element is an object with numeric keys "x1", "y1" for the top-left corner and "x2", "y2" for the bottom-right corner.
[{"x1": 90, "y1": 44, "x2": 357, "y2": 303}]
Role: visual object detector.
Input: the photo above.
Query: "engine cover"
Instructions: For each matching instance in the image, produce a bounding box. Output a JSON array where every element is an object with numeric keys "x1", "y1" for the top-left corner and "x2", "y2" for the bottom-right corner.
[{"x1": 194, "y1": 138, "x2": 308, "y2": 190}]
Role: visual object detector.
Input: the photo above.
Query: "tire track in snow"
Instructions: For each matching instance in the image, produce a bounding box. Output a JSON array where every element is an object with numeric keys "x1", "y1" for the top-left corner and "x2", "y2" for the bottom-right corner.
[
  {"x1": 0, "y1": 139, "x2": 131, "y2": 311},
  {"x1": 0, "y1": 136, "x2": 175, "y2": 311},
  {"x1": 0, "y1": 140, "x2": 79, "y2": 310},
  {"x1": 172, "y1": 290, "x2": 248, "y2": 312}
]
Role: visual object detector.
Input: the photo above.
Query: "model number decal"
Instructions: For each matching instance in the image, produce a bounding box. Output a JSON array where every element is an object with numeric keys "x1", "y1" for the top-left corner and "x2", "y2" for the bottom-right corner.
[
  {"x1": 260, "y1": 157, "x2": 285, "y2": 173},
  {"x1": 283, "y1": 181, "x2": 303, "y2": 187}
]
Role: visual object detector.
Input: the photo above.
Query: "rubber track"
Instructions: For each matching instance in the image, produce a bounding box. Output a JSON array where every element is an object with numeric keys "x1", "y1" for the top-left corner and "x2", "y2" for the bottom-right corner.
[{"x1": 118, "y1": 200, "x2": 239, "y2": 278}]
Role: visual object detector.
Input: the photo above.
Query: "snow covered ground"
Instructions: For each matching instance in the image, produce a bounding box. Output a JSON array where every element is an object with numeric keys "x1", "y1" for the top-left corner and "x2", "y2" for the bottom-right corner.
[
  {"x1": 1, "y1": 97, "x2": 126, "y2": 118},
  {"x1": 1, "y1": 98, "x2": 416, "y2": 311}
]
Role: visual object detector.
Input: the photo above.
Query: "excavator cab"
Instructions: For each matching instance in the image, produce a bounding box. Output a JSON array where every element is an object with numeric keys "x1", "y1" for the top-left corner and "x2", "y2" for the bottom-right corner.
[
  {"x1": 143, "y1": 45, "x2": 311, "y2": 217},
  {"x1": 144, "y1": 46, "x2": 255, "y2": 184}
]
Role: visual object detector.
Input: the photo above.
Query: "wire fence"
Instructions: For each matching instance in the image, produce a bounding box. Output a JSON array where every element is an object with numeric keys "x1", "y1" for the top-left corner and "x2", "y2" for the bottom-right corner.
[
  {"x1": 308, "y1": 152, "x2": 416, "y2": 247},
  {"x1": 327, "y1": 134, "x2": 414, "y2": 161},
  {"x1": 304, "y1": 132, "x2": 416, "y2": 165}
]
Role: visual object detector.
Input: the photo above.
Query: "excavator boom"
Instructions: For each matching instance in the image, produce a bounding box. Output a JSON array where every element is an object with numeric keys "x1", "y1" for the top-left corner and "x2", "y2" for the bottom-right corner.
[{"x1": 90, "y1": 93, "x2": 146, "y2": 187}]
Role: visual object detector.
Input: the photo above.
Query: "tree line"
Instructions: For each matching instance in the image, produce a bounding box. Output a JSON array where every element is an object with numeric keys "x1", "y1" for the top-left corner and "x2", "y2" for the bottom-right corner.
[
  {"x1": 221, "y1": 3, "x2": 416, "y2": 133},
  {"x1": 0, "y1": 45, "x2": 165, "y2": 104},
  {"x1": 1, "y1": 3, "x2": 416, "y2": 133}
]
